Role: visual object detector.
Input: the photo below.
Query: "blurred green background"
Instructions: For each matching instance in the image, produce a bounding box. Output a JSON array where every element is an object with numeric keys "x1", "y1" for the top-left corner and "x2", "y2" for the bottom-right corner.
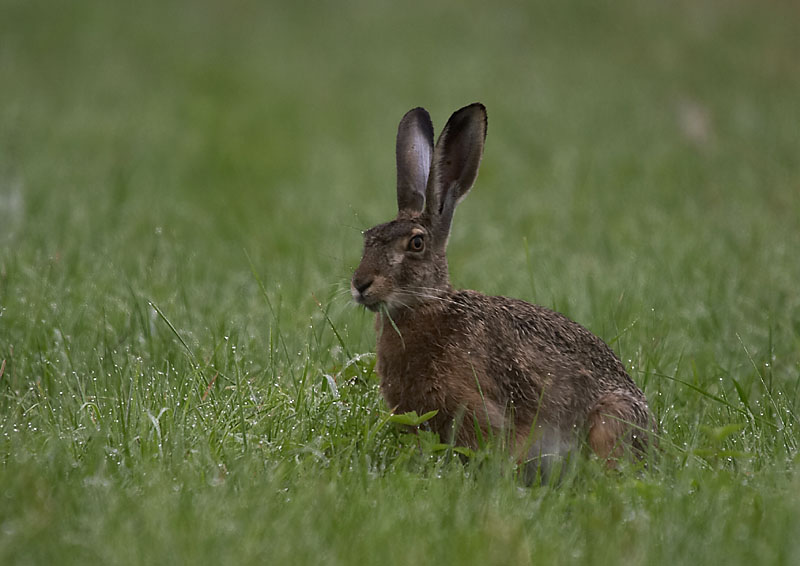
[{"x1": 2, "y1": 0, "x2": 800, "y2": 564}]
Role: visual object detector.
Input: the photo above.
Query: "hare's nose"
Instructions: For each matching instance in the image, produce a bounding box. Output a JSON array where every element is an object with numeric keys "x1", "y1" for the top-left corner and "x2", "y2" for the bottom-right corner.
[{"x1": 352, "y1": 276, "x2": 373, "y2": 295}]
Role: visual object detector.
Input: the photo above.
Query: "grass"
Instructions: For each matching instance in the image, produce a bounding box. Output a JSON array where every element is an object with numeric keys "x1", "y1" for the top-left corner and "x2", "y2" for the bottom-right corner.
[{"x1": 2, "y1": 0, "x2": 800, "y2": 564}]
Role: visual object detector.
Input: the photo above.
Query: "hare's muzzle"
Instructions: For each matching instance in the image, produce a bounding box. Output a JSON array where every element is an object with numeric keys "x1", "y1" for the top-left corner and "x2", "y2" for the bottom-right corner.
[{"x1": 351, "y1": 274, "x2": 376, "y2": 309}]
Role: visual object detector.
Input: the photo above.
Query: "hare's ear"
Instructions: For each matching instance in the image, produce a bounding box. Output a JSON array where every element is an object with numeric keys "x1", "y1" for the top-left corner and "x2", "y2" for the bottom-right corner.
[
  {"x1": 426, "y1": 103, "x2": 487, "y2": 246},
  {"x1": 396, "y1": 107, "x2": 434, "y2": 216}
]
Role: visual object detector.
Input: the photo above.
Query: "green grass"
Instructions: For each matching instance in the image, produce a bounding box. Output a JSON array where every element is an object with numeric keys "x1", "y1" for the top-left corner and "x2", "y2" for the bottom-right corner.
[{"x1": 2, "y1": 0, "x2": 800, "y2": 564}]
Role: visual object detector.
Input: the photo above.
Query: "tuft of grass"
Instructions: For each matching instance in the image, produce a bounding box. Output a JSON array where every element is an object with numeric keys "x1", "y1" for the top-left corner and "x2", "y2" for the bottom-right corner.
[{"x1": 2, "y1": 0, "x2": 800, "y2": 564}]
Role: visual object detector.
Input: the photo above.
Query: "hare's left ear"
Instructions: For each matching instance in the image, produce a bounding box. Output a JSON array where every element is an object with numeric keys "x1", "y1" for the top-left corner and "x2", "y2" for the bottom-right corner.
[
  {"x1": 426, "y1": 103, "x2": 487, "y2": 247},
  {"x1": 396, "y1": 107, "x2": 434, "y2": 216}
]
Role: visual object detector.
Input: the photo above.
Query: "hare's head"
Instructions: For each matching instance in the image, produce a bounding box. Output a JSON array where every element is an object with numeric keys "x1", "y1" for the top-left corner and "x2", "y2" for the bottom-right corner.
[{"x1": 352, "y1": 103, "x2": 487, "y2": 314}]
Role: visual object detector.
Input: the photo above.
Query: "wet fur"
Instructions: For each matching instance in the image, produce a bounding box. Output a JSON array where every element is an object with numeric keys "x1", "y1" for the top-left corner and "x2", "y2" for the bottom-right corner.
[{"x1": 352, "y1": 104, "x2": 654, "y2": 476}]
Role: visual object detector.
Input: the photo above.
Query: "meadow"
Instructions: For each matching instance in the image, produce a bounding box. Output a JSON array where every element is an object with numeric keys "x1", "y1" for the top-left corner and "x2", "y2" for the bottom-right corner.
[{"x1": 1, "y1": 0, "x2": 799, "y2": 564}]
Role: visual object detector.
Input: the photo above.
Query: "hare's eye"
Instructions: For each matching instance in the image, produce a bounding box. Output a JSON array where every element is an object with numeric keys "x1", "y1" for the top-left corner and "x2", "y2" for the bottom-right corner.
[{"x1": 408, "y1": 234, "x2": 424, "y2": 252}]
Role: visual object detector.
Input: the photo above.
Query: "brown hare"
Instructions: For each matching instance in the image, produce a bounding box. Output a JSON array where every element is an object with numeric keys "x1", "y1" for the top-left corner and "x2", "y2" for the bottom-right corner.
[{"x1": 351, "y1": 103, "x2": 654, "y2": 477}]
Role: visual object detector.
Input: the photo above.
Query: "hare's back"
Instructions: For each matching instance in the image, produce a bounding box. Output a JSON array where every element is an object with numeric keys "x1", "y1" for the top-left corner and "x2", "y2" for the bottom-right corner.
[{"x1": 447, "y1": 290, "x2": 638, "y2": 395}]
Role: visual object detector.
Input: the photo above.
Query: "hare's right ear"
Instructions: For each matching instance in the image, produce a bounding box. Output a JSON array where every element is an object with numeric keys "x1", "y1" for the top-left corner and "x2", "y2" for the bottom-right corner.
[{"x1": 396, "y1": 107, "x2": 434, "y2": 216}]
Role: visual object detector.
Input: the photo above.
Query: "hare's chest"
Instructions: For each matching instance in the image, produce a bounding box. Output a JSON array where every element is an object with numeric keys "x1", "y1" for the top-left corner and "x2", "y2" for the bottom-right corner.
[{"x1": 375, "y1": 328, "x2": 449, "y2": 415}]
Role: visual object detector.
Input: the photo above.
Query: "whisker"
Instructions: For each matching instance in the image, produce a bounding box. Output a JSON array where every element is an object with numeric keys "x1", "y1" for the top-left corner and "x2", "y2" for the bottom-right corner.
[
  {"x1": 402, "y1": 290, "x2": 460, "y2": 307},
  {"x1": 388, "y1": 296, "x2": 414, "y2": 311}
]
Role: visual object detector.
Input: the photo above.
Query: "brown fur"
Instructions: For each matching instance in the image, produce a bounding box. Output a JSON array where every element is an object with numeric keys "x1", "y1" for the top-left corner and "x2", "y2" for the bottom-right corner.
[{"x1": 352, "y1": 104, "x2": 655, "y2": 475}]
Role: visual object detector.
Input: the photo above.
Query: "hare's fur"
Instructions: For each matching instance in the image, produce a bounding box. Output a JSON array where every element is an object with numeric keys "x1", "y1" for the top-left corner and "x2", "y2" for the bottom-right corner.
[{"x1": 352, "y1": 103, "x2": 654, "y2": 472}]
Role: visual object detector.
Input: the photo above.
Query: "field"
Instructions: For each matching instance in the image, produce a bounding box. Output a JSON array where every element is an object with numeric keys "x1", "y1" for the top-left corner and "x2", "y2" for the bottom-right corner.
[{"x1": 2, "y1": 0, "x2": 800, "y2": 564}]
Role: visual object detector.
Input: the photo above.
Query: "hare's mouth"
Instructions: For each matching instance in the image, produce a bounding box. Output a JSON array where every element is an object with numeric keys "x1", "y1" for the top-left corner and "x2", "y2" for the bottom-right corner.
[
  {"x1": 351, "y1": 273, "x2": 396, "y2": 312},
  {"x1": 353, "y1": 294, "x2": 382, "y2": 312},
  {"x1": 350, "y1": 282, "x2": 382, "y2": 311}
]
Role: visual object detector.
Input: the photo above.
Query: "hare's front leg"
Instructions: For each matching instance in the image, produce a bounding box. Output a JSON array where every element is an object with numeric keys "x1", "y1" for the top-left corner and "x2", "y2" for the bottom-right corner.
[{"x1": 442, "y1": 396, "x2": 507, "y2": 450}]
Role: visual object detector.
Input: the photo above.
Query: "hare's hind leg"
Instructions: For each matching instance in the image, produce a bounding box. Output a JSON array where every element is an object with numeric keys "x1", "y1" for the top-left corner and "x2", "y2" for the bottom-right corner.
[
  {"x1": 587, "y1": 393, "x2": 650, "y2": 464},
  {"x1": 517, "y1": 424, "x2": 578, "y2": 485}
]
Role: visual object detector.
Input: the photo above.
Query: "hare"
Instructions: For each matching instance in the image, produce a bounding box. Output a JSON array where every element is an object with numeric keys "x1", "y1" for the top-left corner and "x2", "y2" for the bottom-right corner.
[{"x1": 351, "y1": 103, "x2": 654, "y2": 476}]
